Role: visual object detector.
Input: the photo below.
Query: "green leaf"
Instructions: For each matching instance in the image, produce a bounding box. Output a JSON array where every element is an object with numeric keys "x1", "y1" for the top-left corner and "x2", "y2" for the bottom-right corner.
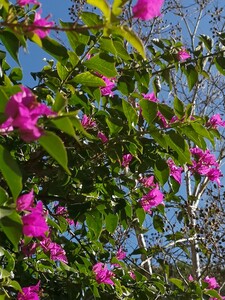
[
  {"x1": 154, "y1": 159, "x2": 169, "y2": 186},
  {"x1": 169, "y1": 278, "x2": 185, "y2": 291},
  {"x1": 52, "y1": 92, "x2": 68, "y2": 112},
  {"x1": 204, "y1": 290, "x2": 222, "y2": 300},
  {"x1": 56, "y1": 61, "x2": 69, "y2": 81},
  {"x1": 0, "y1": 87, "x2": 9, "y2": 113},
  {"x1": 99, "y1": 37, "x2": 117, "y2": 55},
  {"x1": 139, "y1": 99, "x2": 157, "y2": 124},
  {"x1": 184, "y1": 64, "x2": 198, "y2": 91},
  {"x1": 192, "y1": 122, "x2": 214, "y2": 146},
  {"x1": 113, "y1": 40, "x2": 131, "y2": 60},
  {"x1": 84, "y1": 53, "x2": 117, "y2": 77},
  {"x1": 87, "y1": 0, "x2": 111, "y2": 20},
  {"x1": 153, "y1": 215, "x2": 164, "y2": 233},
  {"x1": 0, "y1": 212, "x2": 22, "y2": 251},
  {"x1": 199, "y1": 34, "x2": 213, "y2": 51},
  {"x1": 112, "y1": 0, "x2": 129, "y2": 16},
  {"x1": 136, "y1": 207, "x2": 145, "y2": 226},
  {"x1": 122, "y1": 99, "x2": 138, "y2": 128},
  {"x1": 105, "y1": 213, "x2": 118, "y2": 233},
  {"x1": 0, "y1": 187, "x2": 8, "y2": 205},
  {"x1": 166, "y1": 131, "x2": 191, "y2": 164},
  {"x1": 149, "y1": 126, "x2": 168, "y2": 150},
  {"x1": 72, "y1": 71, "x2": 106, "y2": 87},
  {"x1": 174, "y1": 97, "x2": 184, "y2": 118},
  {"x1": 0, "y1": 31, "x2": 20, "y2": 64},
  {"x1": 86, "y1": 211, "x2": 102, "y2": 239},
  {"x1": 0, "y1": 145, "x2": 22, "y2": 200},
  {"x1": 39, "y1": 131, "x2": 70, "y2": 174},
  {"x1": 81, "y1": 12, "x2": 103, "y2": 34},
  {"x1": 51, "y1": 117, "x2": 76, "y2": 138},
  {"x1": 112, "y1": 26, "x2": 146, "y2": 58},
  {"x1": 106, "y1": 118, "x2": 123, "y2": 135},
  {"x1": 215, "y1": 57, "x2": 225, "y2": 76},
  {"x1": 0, "y1": 208, "x2": 13, "y2": 219},
  {"x1": 9, "y1": 67, "x2": 23, "y2": 82},
  {"x1": 41, "y1": 37, "x2": 68, "y2": 63},
  {"x1": 181, "y1": 125, "x2": 206, "y2": 149}
]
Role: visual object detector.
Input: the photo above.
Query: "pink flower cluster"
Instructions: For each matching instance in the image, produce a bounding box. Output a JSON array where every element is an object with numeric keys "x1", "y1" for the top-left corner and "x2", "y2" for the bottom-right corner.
[
  {"x1": 189, "y1": 147, "x2": 222, "y2": 186},
  {"x1": 92, "y1": 262, "x2": 115, "y2": 285},
  {"x1": 17, "y1": 0, "x2": 39, "y2": 6},
  {"x1": 139, "y1": 175, "x2": 156, "y2": 188},
  {"x1": 31, "y1": 11, "x2": 54, "y2": 39},
  {"x1": 40, "y1": 237, "x2": 68, "y2": 264},
  {"x1": 167, "y1": 159, "x2": 183, "y2": 184},
  {"x1": 100, "y1": 76, "x2": 116, "y2": 97},
  {"x1": 17, "y1": 281, "x2": 40, "y2": 300},
  {"x1": 81, "y1": 114, "x2": 96, "y2": 129},
  {"x1": 207, "y1": 114, "x2": 225, "y2": 129},
  {"x1": 55, "y1": 205, "x2": 74, "y2": 226},
  {"x1": 0, "y1": 86, "x2": 55, "y2": 142},
  {"x1": 133, "y1": 0, "x2": 164, "y2": 21},
  {"x1": 122, "y1": 154, "x2": 133, "y2": 167},
  {"x1": 177, "y1": 48, "x2": 191, "y2": 61},
  {"x1": 140, "y1": 185, "x2": 164, "y2": 213},
  {"x1": 17, "y1": 190, "x2": 49, "y2": 238}
]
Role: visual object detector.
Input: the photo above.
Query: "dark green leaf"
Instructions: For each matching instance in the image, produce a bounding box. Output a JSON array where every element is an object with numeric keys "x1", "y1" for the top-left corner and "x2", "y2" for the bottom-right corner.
[
  {"x1": 139, "y1": 99, "x2": 157, "y2": 124},
  {"x1": 166, "y1": 131, "x2": 191, "y2": 164},
  {"x1": 39, "y1": 131, "x2": 70, "y2": 174},
  {"x1": 105, "y1": 213, "x2": 118, "y2": 233},
  {"x1": 153, "y1": 215, "x2": 164, "y2": 233},
  {"x1": 0, "y1": 31, "x2": 20, "y2": 64},
  {"x1": 41, "y1": 37, "x2": 68, "y2": 63},
  {"x1": 154, "y1": 159, "x2": 169, "y2": 186},
  {"x1": 0, "y1": 145, "x2": 22, "y2": 200},
  {"x1": 174, "y1": 97, "x2": 184, "y2": 118},
  {"x1": 122, "y1": 99, "x2": 138, "y2": 128}
]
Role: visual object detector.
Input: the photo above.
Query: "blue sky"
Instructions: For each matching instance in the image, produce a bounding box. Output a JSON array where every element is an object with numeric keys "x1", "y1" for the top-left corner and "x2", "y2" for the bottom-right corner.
[{"x1": 10, "y1": 0, "x2": 72, "y2": 86}]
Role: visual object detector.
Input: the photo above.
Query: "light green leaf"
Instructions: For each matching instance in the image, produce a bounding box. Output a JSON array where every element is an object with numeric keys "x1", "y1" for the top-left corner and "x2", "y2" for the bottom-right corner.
[
  {"x1": 51, "y1": 117, "x2": 76, "y2": 138},
  {"x1": 174, "y1": 97, "x2": 184, "y2": 118},
  {"x1": 56, "y1": 61, "x2": 69, "y2": 81},
  {"x1": 39, "y1": 131, "x2": 70, "y2": 174},
  {"x1": 81, "y1": 12, "x2": 103, "y2": 34},
  {"x1": 112, "y1": 0, "x2": 129, "y2": 16},
  {"x1": 169, "y1": 278, "x2": 185, "y2": 291},
  {"x1": 52, "y1": 92, "x2": 68, "y2": 112},
  {"x1": 0, "y1": 187, "x2": 8, "y2": 205},
  {"x1": 86, "y1": 211, "x2": 102, "y2": 239},
  {"x1": 112, "y1": 25, "x2": 145, "y2": 58},
  {"x1": 0, "y1": 145, "x2": 22, "y2": 200},
  {"x1": 72, "y1": 71, "x2": 106, "y2": 87},
  {"x1": 87, "y1": 0, "x2": 111, "y2": 20},
  {"x1": 84, "y1": 53, "x2": 117, "y2": 77}
]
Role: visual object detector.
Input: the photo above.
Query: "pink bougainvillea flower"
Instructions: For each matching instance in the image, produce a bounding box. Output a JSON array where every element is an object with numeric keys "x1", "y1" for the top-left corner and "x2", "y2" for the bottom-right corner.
[
  {"x1": 16, "y1": 190, "x2": 34, "y2": 212},
  {"x1": 55, "y1": 205, "x2": 74, "y2": 226},
  {"x1": 177, "y1": 48, "x2": 191, "y2": 61},
  {"x1": 167, "y1": 159, "x2": 183, "y2": 184},
  {"x1": 40, "y1": 237, "x2": 68, "y2": 264},
  {"x1": 189, "y1": 147, "x2": 222, "y2": 186},
  {"x1": 17, "y1": 281, "x2": 40, "y2": 300},
  {"x1": 0, "y1": 86, "x2": 56, "y2": 142},
  {"x1": 81, "y1": 114, "x2": 96, "y2": 129},
  {"x1": 139, "y1": 175, "x2": 155, "y2": 188},
  {"x1": 17, "y1": 0, "x2": 39, "y2": 6},
  {"x1": 188, "y1": 274, "x2": 194, "y2": 281},
  {"x1": 103, "y1": 77, "x2": 115, "y2": 97},
  {"x1": 204, "y1": 276, "x2": 220, "y2": 289},
  {"x1": 31, "y1": 11, "x2": 54, "y2": 39},
  {"x1": 97, "y1": 132, "x2": 108, "y2": 143},
  {"x1": 207, "y1": 114, "x2": 225, "y2": 129},
  {"x1": 142, "y1": 92, "x2": 159, "y2": 102},
  {"x1": 122, "y1": 154, "x2": 133, "y2": 167},
  {"x1": 22, "y1": 201, "x2": 49, "y2": 238},
  {"x1": 140, "y1": 186, "x2": 164, "y2": 213},
  {"x1": 100, "y1": 76, "x2": 116, "y2": 97},
  {"x1": 116, "y1": 248, "x2": 126, "y2": 260},
  {"x1": 129, "y1": 271, "x2": 136, "y2": 280},
  {"x1": 93, "y1": 262, "x2": 115, "y2": 285},
  {"x1": 133, "y1": 0, "x2": 164, "y2": 21}
]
